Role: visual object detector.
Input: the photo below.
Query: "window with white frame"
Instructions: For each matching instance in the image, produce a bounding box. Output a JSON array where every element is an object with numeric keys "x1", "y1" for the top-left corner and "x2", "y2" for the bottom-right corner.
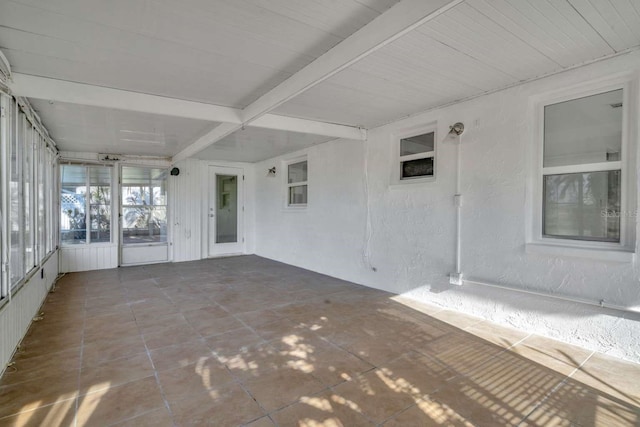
[
  {"x1": 286, "y1": 159, "x2": 307, "y2": 206},
  {"x1": 398, "y1": 130, "x2": 435, "y2": 181},
  {"x1": 1, "y1": 93, "x2": 59, "y2": 300},
  {"x1": 540, "y1": 87, "x2": 630, "y2": 245},
  {"x1": 60, "y1": 165, "x2": 112, "y2": 245}
]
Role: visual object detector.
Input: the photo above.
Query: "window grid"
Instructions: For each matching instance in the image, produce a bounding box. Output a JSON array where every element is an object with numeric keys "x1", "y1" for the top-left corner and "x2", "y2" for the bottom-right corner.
[
  {"x1": 395, "y1": 129, "x2": 436, "y2": 183},
  {"x1": 60, "y1": 165, "x2": 113, "y2": 245},
  {"x1": 286, "y1": 159, "x2": 308, "y2": 207},
  {"x1": 1, "y1": 93, "x2": 59, "y2": 300},
  {"x1": 541, "y1": 88, "x2": 625, "y2": 244}
]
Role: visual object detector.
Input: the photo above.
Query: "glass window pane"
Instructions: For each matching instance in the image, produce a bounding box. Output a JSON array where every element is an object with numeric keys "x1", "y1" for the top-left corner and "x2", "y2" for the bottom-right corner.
[
  {"x1": 121, "y1": 167, "x2": 167, "y2": 206},
  {"x1": 23, "y1": 118, "x2": 35, "y2": 271},
  {"x1": 10, "y1": 101, "x2": 23, "y2": 286},
  {"x1": 61, "y1": 165, "x2": 87, "y2": 244},
  {"x1": 90, "y1": 186, "x2": 111, "y2": 244},
  {"x1": 289, "y1": 185, "x2": 308, "y2": 205},
  {"x1": 288, "y1": 161, "x2": 307, "y2": 184},
  {"x1": 401, "y1": 157, "x2": 434, "y2": 179},
  {"x1": 400, "y1": 132, "x2": 434, "y2": 156},
  {"x1": 216, "y1": 175, "x2": 238, "y2": 243},
  {"x1": 543, "y1": 170, "x2": 621, "y2": 241},
  {"x1": 122, "y1": 206, "x2": 167, "y2": 244},
  {"x1": 37, "y1": 137, "x2": 46, "y2": 260},
  {"x1": 544, "y1": 89, "x2": 623, "y2": 167}
]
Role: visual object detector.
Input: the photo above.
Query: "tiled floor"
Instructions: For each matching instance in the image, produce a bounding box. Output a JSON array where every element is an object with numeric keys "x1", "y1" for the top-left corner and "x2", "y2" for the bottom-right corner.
[{"x1": 1, "y1": 255, "x2": 639, "y2": 426}]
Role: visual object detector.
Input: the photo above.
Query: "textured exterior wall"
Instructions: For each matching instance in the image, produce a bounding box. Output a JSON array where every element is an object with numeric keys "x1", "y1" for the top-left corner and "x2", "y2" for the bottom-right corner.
[{"x1": 254, "y1": 51, "x2": 640, "y2": 362}]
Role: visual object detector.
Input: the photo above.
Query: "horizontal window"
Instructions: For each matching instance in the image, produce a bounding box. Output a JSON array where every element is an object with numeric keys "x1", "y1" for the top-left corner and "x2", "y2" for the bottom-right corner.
[{"x1": 397, "y1": 130, "x2": 436, "y2": 182}]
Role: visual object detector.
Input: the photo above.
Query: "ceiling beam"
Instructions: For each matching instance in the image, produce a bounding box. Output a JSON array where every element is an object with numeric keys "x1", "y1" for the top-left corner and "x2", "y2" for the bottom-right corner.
[
  {"x1": 8, "y1": 73, "x2": 364, "y2": 141},
  {"x1": 172, "y1": 0, "x2": 462, "y2": 162}
]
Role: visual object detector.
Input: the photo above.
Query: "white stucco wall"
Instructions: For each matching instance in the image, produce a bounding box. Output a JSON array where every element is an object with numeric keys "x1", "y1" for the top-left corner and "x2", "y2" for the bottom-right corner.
[{"x1": 254, "y1": 51, "x2": 640, "y2": 363}]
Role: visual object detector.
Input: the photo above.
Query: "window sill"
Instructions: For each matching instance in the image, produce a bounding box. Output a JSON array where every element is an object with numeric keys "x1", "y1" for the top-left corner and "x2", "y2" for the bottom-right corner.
[
  {"x1": 283, "y1": 205, "x2": 307, "y2": 212},
  {"x1": 60, "y1": 242, "x2": 116, "y2": 249},
  {"x1": 389, "y1": 177, "x2": 436, "y2": 188},
  {"x1": 526, "y1": 242, "x2": 634, "y2": 263}
]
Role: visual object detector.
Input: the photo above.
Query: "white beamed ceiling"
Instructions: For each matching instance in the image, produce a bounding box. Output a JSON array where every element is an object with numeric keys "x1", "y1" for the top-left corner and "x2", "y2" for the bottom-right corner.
[
  {"x1": 29, "y1": 99, "x2": 214, "y2": 157},
  {"x1": 2, "y1": 0, "x2": 640, "y2": 160},
  {"x1": 0, "y1": 0, "x2": 398, "y2": 107},
  {"x1": 196, "y1": 127, "x2": 333, "y2": 163},
  {"x1": 273, "y1": 0, "x2": 640, "y2": 127}
]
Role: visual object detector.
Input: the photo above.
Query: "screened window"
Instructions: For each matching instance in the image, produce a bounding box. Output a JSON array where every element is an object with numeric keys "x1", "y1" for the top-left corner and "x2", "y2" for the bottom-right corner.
[
  {"x1": 61, "y1": 165, "x2": 112, "y2": 244},
  {"x1": 2, "y1": 94, "x2": 58, "y2": 299},
  {"x1": 399, "y1": 131, "x2": 435, "y2": 180},
  {"x1": 121, "y1": 166, "x2": 168, "y2": 244},
  {"x1": 286, "y1": 160, "x2": 307, "y2": 206},
  {"x1": 8, "y1": 99, "x2": 23, "y2": 288},
  {"x1": 542, "y1": 89, "x2": 623, "y2": 242}
]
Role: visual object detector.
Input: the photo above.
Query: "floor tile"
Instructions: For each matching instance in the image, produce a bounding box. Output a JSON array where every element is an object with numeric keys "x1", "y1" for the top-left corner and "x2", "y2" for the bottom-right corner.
[
  {"x1": 245, "y1": 415, "x2": 277, "y2": 426},
  {"x1": 0, "y1": 374, "x2": 79, "y2": 418},
  {"x1": 271, "y1": 391, "x2": 375, "y2": 426},
  {"x1": 569, "y1": 351, "x2": 640, "y2": 406},
  {"x1": 0, "y1": 398, "x2": 77, "y2": 427},
  {"x1": 330, "y1": 369, "x2": 418, "y2": 424},
  {"x1": 464, "y1": 320, "x2": 530, "y2": 349},
  {"x1": 509, "y1": 334, "x2": 593, "y2": 377},
  {"x1": 158, "y1": 358, "x2": 236, "y2": 401},
  {"x1": 187, "y1": 314, "x2": 245, "y2": 337},
  {"x1": 110, "y1": 406, "x2": 175, "y2": 427},
  {"x1": 1, "y1": 347, "x2": 81, "y2": 386},
  {"x1": 169, "y1": 383, "x2": 265, "y2": 426},
  {"x1": 142, "y1": 323, "x2": 202, "y2": 350},
  {"x1": 149, "y1": 339, "x2": 214, "y2": 372},
  {"x1": 242, "y1": 368, "x2": 327, "y2": 412},
  {"x1": 429, "y1": 350, "x2": 568, "y2": 426},
  {"x1": 428, "y1": 309, "x2": 484, "y2": 330},
  {"x1": 75, "y1": 376, "x2": 165, "y2": 426},
  {"x1": 522, "y1": 380, "x2": 640, "y2": 427},
  {"x1": 80, "y1": 352, "x2": 154, "y2": 393},
  {"x1": 382, "y1": 401, "x2": 474, "y2": 426},
  {"x1": 205, "y1": 327, "x2": 265, "y2": 359},
  {"x1": 81, "y1": 334, "x2": 147, "y2": 367}
]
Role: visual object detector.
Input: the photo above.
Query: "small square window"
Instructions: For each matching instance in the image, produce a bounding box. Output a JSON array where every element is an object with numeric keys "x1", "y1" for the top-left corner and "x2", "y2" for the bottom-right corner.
[
  {"x1": 397, "y1": 130, "x2": 436, "y2": 182},
  {"x1": 286, "y1": 160, "x2": 307, "y2": 206}
]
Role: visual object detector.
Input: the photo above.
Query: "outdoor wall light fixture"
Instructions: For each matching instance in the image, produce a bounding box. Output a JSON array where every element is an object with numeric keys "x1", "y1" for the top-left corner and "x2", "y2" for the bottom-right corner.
[{"x1": 448, "y1": 122, "x2": 465, "y2": 136}]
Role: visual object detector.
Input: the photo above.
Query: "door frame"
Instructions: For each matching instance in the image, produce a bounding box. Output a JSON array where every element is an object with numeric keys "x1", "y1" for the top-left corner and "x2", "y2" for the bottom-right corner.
[
  {"x1": 204, "y1": 165, "x2": 245, "y2": 258},
  {"x1": 118, "y1": 164, "x2": 171, "y2": 266}
]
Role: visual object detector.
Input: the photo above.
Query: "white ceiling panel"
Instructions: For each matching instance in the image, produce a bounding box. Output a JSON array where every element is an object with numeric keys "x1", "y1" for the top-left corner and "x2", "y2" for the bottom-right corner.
[
  {"x1": 568, "y1": 0, "x2": 640, "y2": 52},
  {"x1": 195, "y1": 127, "x2": 333, "y2": 163},
  {"x1": 0, "y1": 0, "x2": 398, "y2": 107},
  {"x1": 464, "y1": 0, "x2": 614, "y2": 67},
  {"x1": 30, "y1": 100, "x2": 214, "y2": 156},
  {"x1": 273, "y1": 0, "x2": 639, "y2": 128}
]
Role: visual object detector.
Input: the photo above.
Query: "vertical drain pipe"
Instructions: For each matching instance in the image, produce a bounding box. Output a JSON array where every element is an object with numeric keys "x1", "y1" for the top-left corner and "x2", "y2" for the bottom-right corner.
[{"x1": 449, "y1": 123, "x2": 465, "y2": 286}]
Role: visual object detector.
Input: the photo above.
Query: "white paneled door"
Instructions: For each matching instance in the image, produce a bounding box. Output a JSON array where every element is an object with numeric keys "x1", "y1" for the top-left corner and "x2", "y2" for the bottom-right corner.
[{"x1": 208, "y1": 166, "x2": 244, "y2": 257}]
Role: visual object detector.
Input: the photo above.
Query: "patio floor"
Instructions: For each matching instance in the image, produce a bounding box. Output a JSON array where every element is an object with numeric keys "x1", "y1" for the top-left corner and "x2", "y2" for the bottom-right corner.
[{"x1": 0, "y1": 255, "x2": 638, "y2": 426}]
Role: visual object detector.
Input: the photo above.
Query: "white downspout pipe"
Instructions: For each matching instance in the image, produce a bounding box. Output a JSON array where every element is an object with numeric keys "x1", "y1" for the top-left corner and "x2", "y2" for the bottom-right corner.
[{"x1": 449, "y1": 123, "x2": 464, "y2": 285}]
